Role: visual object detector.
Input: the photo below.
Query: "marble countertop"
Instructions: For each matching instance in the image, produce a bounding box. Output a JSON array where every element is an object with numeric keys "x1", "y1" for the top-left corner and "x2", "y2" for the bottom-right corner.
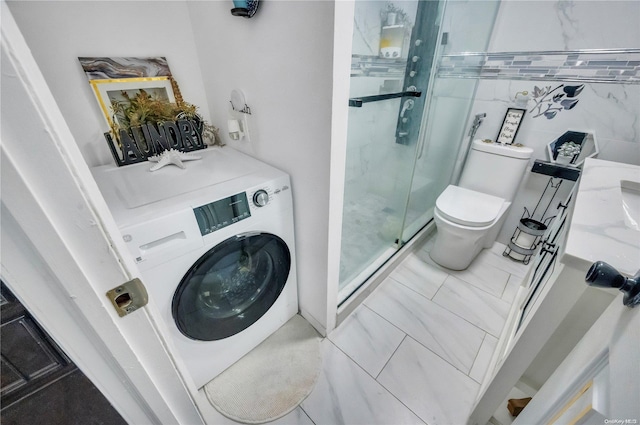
[{"x1": 562, "y1": 158, "x2": 640, "y2": 277}]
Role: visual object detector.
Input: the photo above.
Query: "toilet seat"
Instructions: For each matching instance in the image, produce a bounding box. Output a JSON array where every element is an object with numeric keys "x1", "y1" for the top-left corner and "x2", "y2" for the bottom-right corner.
[{"x1": 435, "y1": 185, "x2": 505, "y2": 227}]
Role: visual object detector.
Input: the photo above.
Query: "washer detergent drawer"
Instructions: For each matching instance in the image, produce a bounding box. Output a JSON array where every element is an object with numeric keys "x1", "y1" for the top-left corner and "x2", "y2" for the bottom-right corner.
[{"x1": 120, "y1": 209, "x2": 203, "y2": 271}]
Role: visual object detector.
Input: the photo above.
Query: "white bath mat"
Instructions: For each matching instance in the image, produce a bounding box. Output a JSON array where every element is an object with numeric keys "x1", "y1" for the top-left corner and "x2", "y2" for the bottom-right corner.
[{"x1": 204, "y1": 314, "x2": 321, "y2": 424}]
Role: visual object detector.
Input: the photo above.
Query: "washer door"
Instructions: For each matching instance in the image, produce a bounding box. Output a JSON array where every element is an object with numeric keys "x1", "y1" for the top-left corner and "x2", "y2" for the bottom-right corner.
[{"x1": 172, "y1": 233, "x2": 291, "y2": 341}]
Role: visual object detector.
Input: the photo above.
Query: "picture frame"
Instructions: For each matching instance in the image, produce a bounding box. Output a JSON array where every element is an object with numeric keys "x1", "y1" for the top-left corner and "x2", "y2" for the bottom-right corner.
[
  {"x1": 89, "y1": 77, "x2": 176, "y2": 131},
  {"x1": 496, "y1": 107, "x2": 526, "y2": 145}
]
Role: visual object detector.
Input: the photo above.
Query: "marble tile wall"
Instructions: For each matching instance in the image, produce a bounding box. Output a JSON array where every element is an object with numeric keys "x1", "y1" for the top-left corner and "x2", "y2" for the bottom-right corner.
[{"x1": 464, "y1": 0, "x2": 640, "y2": 246}]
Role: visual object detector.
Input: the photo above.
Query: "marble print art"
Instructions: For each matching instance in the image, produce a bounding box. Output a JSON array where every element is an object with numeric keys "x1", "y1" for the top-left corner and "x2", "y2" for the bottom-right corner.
[{"x1": 78, "y1": 57, "x2": 172, "y2": 80}]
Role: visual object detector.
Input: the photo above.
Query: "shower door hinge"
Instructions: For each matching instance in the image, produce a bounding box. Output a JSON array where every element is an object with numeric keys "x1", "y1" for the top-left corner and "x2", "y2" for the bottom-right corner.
[{"x1": 106, "y1": 278, "x2": 148, "y2": 317}]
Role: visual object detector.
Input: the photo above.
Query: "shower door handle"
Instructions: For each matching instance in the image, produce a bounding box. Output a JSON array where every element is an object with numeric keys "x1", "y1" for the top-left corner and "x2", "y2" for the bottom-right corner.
[{"x1": 348, "y1": 90, "x2": 422, "y2": 107}]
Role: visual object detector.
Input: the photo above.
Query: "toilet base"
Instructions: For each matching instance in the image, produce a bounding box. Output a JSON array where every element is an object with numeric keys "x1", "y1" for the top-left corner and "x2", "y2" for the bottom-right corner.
[
  {"x1": 430, "y1": 203, "x2": 510, "y2": 271},
  {"x1": 429, "y1": 228, "x2": 486, "y2": 271}
]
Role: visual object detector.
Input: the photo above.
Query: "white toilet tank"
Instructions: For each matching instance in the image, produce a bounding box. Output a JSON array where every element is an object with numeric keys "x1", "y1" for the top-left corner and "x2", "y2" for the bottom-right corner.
[{"x1": 459, "y1": 139, "x2": 533, "y2": 201}]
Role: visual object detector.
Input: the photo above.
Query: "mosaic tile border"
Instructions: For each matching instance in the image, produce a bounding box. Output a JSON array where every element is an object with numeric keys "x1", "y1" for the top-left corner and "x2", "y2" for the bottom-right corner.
[
  {"x1": 351, "y1": 55, "x2": 406, "y2": 78},
  {"x1": 437, "y1": 49, "x2": 640, "y2": 84}
]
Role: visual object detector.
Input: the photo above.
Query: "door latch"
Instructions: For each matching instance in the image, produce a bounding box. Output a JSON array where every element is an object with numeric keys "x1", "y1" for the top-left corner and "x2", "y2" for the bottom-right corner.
[{"x1": 106, "y1": 278, "x2": 149, "y2": 317}]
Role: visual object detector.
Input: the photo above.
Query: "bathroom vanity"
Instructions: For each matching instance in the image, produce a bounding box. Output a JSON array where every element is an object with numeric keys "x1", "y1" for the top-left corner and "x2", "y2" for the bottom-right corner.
[{"x1": 468, "y1": 158, "x2": 640, "y2": 425}]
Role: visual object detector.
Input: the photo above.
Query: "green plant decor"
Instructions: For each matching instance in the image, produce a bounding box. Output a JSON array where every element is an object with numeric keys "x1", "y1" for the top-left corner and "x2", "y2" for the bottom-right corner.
[{"x1": 109, "y1": 89, "x2": 223, "y2": 146}]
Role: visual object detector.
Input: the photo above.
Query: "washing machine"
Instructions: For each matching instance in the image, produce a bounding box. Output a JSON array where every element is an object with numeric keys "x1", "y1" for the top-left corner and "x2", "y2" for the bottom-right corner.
[{"x1": 91, "y1": 147, "x2": 298, "y2": 388}]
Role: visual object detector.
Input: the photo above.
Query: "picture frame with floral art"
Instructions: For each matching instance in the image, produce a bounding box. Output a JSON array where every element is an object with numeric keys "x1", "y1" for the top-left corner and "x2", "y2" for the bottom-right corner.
[{"x1": 89, "y1": 77, "x2": 176, "y2": 132}]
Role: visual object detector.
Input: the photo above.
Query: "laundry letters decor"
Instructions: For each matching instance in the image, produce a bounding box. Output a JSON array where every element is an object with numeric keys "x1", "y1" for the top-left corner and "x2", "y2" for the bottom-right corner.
[
  {"x1": 104, "y1": 118, "x2": 206, "y2": 167},
  {"x1": 496, "y1": 107, "x2": 526, "y2": 145}
]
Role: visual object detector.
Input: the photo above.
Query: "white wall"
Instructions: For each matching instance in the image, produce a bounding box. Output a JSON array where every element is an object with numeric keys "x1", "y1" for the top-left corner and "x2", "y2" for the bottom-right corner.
[
  {"x1": 185, "y1": 1, "x2": 335, "y2": 331},
  {"x1": 468, "y1": 0, "x2": 640, "y2": 245},
  {"x1": 6, "y1": 1, "x2": 211, "y2": 167},
  {"x1": 7, "y1": 0, "x2": 336, "y2": 332}
]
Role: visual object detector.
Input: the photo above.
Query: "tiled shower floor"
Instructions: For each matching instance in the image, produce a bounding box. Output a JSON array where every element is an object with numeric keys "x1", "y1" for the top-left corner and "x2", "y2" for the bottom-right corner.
[{"x1": 215, "y1": 233, "x2": 531, "y2": 425}]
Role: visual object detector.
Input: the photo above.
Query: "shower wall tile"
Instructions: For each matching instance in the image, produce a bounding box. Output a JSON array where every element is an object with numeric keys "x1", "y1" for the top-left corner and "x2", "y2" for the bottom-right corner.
[
  {"x1": 364, "y1": 277, "x2": 485, "y2": 374},
  {"x1": 351, "y1": 0, "x2": 383, "y2": 57},
  {"x1": 351, "y1": 0, "x2": 418, "y2": 60},
  {"x1": 440, "y1": 0, "x2": 499, "y2": 54},
  {"x1": 490, "y1": 1, "x2": 640, "y2": 52},
  {"x1": 377, "y1": 337, "x2": 480, "y2": 425}
]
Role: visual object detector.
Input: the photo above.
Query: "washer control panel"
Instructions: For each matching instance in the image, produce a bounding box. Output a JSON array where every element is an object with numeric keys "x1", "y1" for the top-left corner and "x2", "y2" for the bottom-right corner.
[{"x1": 193, "y1": 192, "x2": 251, "y2": 236}]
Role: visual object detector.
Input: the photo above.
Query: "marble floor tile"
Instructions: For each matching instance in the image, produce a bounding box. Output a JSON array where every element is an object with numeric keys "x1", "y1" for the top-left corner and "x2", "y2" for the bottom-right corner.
[
  {"x1": 423, "y1": 251, "x2": 510, "y2": 298},
  {"x1": 502, "y1": 274, "x2": 524, "y2": 304},
  {"x1": 433, "y1": 275, "x2": 511, "y2": 337},
  {"x1": 389, "y1": 253, "x2": 448, "y2": 299},
  {"x1": 270, "y1": 408, "x2": 315, "y2": 425},
  {"x1": 481, "y1": 242, "x2": 532, "y2": 279},
  {"x1": 414, "y1": 234, "x2": 436, "y2": 254},
  {"x1": 364, "y1": 278, "x2": 485, "y2": 373},
  {"x1": 301, "y1": 339, "x2": 424, "y2": 425},
  {"x1": 378, "y1": 337, "x2": 480, "y2": 425},
  {"x1": 469, "y1": 333, "x2": 498, "y2": 384},
  {"x1": 328, "y1": 305, "x2": 405, "y2": 377}
]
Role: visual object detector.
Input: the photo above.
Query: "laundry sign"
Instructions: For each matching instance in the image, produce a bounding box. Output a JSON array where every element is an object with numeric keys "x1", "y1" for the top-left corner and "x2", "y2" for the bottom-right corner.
[
  {"x1": 104, "y1": 119, "x2": 206, "y2": 167},
  {"x1": 496, "y1": 108, "x2": 526, "y2": 145}
]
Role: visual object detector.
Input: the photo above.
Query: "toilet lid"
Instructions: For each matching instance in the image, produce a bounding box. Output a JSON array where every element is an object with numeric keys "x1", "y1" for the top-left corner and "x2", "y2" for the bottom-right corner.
[{"x1": 436, "y1": 185, "x2": 505, "y2": 227}]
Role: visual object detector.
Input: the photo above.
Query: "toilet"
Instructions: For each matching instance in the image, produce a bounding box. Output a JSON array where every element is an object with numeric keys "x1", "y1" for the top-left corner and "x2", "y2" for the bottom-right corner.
[{"x1": 430, "y1": 139, "x2": 533, "y2": 270}]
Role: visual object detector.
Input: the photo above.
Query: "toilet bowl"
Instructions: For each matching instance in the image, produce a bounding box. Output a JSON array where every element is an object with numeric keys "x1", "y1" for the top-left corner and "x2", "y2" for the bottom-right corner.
[
  {"x1": 430, "y1": 185, "x2": 510, "y2": 270},
  {"x1": 428, "y1": 139, "x2": 534, "y2": 271}
]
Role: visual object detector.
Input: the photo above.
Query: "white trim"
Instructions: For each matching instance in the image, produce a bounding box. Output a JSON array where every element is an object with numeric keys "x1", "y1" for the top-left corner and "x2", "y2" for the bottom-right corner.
[
  {"x1": 326, "y1": 0, "x2": 355, "y2": 333},
  {"x1": 1, "y1": 4, "x2": 203, "y2": 423}
]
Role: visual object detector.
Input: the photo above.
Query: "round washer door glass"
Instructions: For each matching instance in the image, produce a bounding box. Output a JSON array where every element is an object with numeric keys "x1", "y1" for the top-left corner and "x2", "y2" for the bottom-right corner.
[{"x1": 172, "y1": 233, "x2": 291, "y2": 341}]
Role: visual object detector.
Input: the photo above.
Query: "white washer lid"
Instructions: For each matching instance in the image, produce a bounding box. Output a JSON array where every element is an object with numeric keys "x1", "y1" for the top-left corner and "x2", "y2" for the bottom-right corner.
[{"x1": 436, "y1": 185, "x2": 505, "y2": 227}]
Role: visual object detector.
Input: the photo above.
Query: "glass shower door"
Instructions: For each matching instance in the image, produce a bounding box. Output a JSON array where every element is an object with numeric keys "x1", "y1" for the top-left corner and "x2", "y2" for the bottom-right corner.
[
  {"x1": 400, "y1": 0, "x2": 501, "y2": 243},
  {"x1": 338, "y1": 0, "x2": 443, "y2": 301}
]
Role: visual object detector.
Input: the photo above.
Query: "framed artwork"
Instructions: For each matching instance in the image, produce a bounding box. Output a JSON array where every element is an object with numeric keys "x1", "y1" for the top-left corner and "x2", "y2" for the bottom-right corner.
[
  {"x1": 496, "y1": 108, "x2": 526, "y2": 145},
  {"x1": 88, "y1": 77, "x2": 176, "y2": 130}
]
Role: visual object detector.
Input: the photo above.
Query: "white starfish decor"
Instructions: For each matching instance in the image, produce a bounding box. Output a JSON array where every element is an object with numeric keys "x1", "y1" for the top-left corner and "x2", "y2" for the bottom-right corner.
[{"x1": 148, "y1": 149, "x2": 202, "y2": 171}]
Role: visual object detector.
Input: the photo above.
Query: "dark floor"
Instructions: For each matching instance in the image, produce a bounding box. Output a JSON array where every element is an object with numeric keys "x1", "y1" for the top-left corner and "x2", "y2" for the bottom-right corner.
[{"x1": 1, "y1": 368, "x2": 126, "y2": 425}]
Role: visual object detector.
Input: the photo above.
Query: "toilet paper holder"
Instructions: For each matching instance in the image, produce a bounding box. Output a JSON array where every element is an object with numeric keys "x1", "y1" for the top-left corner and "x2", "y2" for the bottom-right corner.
[{"x1": 503, "y1": 177, "x2": 564, "y2": 264}]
